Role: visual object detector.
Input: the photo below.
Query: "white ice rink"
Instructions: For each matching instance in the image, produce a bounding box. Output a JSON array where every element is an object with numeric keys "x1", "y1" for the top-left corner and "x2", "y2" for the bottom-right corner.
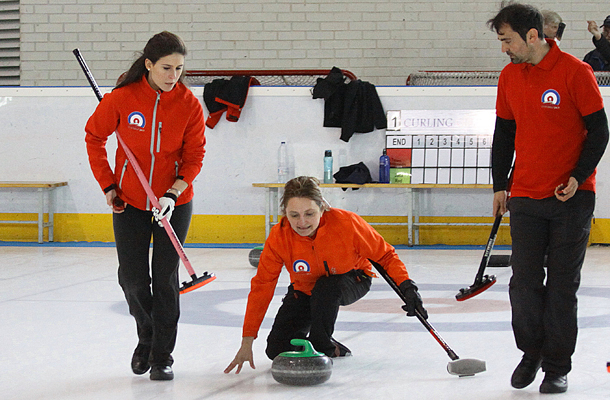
[{"x1": 1, "y1": 244, "x2": 609, "y2": 399}]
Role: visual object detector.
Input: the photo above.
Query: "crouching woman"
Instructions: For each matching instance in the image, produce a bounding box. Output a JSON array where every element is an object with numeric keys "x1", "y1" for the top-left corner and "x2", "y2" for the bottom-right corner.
[{"x1": 225, "y1": 176, "x2": 427, "y2": 374}]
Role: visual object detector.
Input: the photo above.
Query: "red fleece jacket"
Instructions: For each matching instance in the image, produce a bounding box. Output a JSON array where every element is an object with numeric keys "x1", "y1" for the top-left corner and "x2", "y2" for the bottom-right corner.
[
  {"x1": 242, "y1": 208, "x2": 411, "y2": 338},
  {"x1": 85, "y1": 76, "x2": 206, "y2": 210}
]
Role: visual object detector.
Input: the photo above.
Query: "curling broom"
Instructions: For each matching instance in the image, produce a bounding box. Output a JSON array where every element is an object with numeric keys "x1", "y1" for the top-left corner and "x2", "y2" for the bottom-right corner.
[
  {"x1": 455, "y1": 214, "x2": 501, "y2": 301},
  {"x1": 370, "y1": 259, "x2": 486, "y2": 377}
]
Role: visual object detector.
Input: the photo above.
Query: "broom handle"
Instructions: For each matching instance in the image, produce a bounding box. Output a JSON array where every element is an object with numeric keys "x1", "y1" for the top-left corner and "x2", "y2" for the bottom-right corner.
[
  {"x1": 471, "y1": 162, "x2": 513, "y2": 284},
  {"x1": 473, "y1": 214, "x2": 502, "y2": 285},
  {"x1": 73, "y1": 48, "x2": 197, "y2": 277},
  {"x1": 370, "y1": 260, "x2": 460, "y2": 361}
]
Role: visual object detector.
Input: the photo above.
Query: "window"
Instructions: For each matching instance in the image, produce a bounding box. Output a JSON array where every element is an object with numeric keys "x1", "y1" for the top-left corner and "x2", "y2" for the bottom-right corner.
[{"x1": 0, "y1": 0, "x2": 19, "y2": 86}]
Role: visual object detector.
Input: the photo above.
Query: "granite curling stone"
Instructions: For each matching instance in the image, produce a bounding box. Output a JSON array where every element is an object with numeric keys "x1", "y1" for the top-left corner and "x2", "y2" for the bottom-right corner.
[
  {"x1": 248, "y1": 246, "x2": 263, "y2": 268},
  {"x1": 271, "y1": 339, "x2": 333, "y2": 386}
]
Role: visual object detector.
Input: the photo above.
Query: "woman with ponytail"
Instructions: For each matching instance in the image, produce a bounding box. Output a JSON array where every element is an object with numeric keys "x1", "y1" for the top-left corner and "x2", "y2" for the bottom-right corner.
[{"x1": 85, "y1": 31, "x2": 206, "y2": 381}]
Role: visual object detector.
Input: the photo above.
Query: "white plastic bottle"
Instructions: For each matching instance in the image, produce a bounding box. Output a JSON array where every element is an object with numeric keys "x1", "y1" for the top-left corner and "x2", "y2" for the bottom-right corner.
[{"x1": 278, "y1": 141, "x2": 288, "y2": 183}]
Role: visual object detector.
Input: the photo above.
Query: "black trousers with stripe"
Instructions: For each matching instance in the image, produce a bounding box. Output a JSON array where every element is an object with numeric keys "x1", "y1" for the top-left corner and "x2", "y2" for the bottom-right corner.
[
  {"x1": 508, "y1": 191, "x2": 594, "y2": 375},
  {"x1": 113, "y1": 202, "x2": 192, "y2": 367}
]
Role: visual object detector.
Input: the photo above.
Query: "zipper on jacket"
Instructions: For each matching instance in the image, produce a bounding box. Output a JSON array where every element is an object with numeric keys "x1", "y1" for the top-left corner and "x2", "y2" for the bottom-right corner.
[
  {"x1": 156, "y1": 122, "x2": 162, "y2": 153},
  {"x1": 118, "y1": 159, "x2": 129, "y2": 189},
  {"x1": 146, "y1": 92, "x2": 161, "y2": 210},
  {"x1": 175, "y1": 161, "x2": 179, "y2": 177},
  {"x1": 312, "y1": 243, "x2": 327, "y2": 277}
]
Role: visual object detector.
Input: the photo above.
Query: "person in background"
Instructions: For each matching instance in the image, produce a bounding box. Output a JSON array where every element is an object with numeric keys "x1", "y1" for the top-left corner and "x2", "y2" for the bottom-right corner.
[
  {"x1": 541, "y1": 10, "x2": 564, "y2": 43},
  {"x1": 584, "y1": 16, "x2": 610, "y2": 71},
  {"x1": 224, "y1": 176, "x2": 427, "y2": 374},
  {"x1": 85, "y1": 31, "x2": 206, "y2": 381},
  {"x1": 488, "y1": 3, "x2": 608, "y2": 394}
]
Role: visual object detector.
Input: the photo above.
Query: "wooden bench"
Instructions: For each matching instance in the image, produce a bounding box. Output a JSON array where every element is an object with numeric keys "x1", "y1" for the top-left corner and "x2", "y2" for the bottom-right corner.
[
  {"x1": 253, "y1": 183, "x2": 500, "y2": 246},
  {"x1": 0, "y1": 181, "x2": 68, "y2": 243}
]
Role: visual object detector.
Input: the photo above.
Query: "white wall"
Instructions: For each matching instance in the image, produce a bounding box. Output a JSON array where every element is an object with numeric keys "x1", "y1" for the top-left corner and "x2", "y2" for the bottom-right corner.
[
  {"x1": 2, "y1": 86, "x2": 610, "y2": 221},
  {"x1": 18, "y1": 0, "x2": 610, "y2": 86}
]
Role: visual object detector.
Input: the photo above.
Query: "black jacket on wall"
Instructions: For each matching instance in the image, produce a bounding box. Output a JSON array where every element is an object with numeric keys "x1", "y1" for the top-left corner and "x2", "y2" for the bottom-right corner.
[{"x1": 313, "y1": 67, "x2": 386, "y2": 142}]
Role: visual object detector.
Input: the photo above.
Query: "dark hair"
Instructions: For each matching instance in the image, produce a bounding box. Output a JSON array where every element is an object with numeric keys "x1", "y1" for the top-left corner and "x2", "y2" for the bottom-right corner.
[
  {"x1": 487, "y1": 2, "x2": 544, "y2": 42},
  {"x1": 280, "y1": 176, "x2": 330, "y2": 215},
  {"x1": 115, "y1": 31, "x2": 187, "y2": 89}
]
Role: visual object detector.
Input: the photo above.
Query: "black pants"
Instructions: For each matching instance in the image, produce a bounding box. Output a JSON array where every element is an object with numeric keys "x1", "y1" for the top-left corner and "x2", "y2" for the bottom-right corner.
[
  {"x1": 508, "y1": 191, "x2": 594, "y2": 375},
  {"x1": 113, "y1": 202, "x2": 192, "y2": 367},
  {"x1": 265, "y1": 269, "x2": 372, "y2": 359}
]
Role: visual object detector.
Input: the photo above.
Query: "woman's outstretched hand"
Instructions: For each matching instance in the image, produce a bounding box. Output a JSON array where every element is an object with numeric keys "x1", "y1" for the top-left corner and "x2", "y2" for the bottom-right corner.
[{"x1": 224, "y1": 337, "x2": 256, "y2": 374}]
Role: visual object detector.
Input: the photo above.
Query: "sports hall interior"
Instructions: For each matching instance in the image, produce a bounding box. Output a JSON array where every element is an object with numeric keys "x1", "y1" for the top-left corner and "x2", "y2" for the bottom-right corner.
[{"x1": 1, "y1": 1, "x2": 609, "y2": 399}]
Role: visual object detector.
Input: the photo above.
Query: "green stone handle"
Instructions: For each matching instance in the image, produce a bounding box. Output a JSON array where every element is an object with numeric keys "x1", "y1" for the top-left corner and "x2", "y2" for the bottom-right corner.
[{"x1": 278, "y1": 339, "x2": 324, "y2": 358}]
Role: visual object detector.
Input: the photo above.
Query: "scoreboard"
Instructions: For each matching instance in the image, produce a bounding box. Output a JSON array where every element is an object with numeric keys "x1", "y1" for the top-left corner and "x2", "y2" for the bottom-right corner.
[{"x1": 385, "y1": 110, "x2": 496, "y2": 184}]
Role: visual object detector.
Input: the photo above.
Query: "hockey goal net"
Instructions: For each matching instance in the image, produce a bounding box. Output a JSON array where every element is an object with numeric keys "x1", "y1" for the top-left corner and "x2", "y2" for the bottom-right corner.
[
  {"x1": 406, "y1": 70, "x2": 610, "y2": 86},
  {"x1": 185, "y1": 69, "x2": 357, "y2": 87}
]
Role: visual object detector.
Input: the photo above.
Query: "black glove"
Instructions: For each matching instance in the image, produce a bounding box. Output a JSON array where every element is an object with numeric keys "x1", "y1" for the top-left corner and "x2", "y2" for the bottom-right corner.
[{"x1": 399, "y1": 279, "x2": 428, "y2": 319}]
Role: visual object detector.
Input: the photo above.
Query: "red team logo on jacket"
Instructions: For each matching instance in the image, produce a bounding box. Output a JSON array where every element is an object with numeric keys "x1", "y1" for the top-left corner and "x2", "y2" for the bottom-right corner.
[
  {"x1": 128, "y1": 111, "x2": 146, "y2": 128},
  {"x1": 293, "y1": 260, "x2": 310, "y2": 273}
]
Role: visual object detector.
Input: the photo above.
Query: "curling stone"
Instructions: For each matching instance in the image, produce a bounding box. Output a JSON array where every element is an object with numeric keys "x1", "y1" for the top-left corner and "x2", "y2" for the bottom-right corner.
[
  {"x1": 271, "y1": 339, "x2": 332, "y2": 386},
  {"x1": 248, "y1": 246, "x2": 263, "y2": 267}
]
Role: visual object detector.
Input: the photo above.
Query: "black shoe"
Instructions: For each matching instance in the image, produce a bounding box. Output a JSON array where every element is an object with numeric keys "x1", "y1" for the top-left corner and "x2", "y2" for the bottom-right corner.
[
  {"x1": 150, "y1": 365, "x2": 174, "y2": 381},
  {"x1": 539, "y1": 372, "x2": 568, "y2": 393},
  {"x1": 131, "y1": 353, "x2": 150, "y2": 375},
  {"x1": 330, "y1": 338, "x2": 352, "y2": 358},
  {"x1": 511, "y1": 356, "x2": 542, "y2": 389}
]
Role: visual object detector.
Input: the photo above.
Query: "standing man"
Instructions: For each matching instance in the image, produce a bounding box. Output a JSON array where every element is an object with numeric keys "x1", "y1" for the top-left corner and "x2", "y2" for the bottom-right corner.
[
  {"x1": 488, "y1": 3, "x2": 608, "y2": 394},
  {"x1": 584, "y1": 16, "x2": 610, "y2": 71}
]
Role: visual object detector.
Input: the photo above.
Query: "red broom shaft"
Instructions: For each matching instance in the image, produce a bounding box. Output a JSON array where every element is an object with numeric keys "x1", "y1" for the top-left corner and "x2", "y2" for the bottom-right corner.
[{"x1": 115, "y1": 134, "x2": 197, "y2": 276}]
